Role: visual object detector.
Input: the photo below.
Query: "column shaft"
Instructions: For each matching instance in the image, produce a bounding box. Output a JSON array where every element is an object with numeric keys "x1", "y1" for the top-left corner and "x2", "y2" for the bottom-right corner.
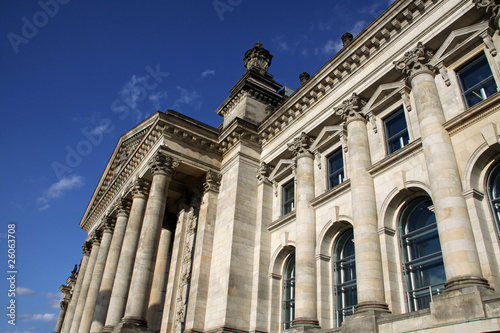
[
  {"x1": 70, "y1": 236, "x2": 101, "y2": 333},
  {"x1": 102, "y1": 182, "x2": 148, "y2": 332},
  {"x1": 61, "y1": 246, "x2": 90, "y2": 333},
  {"x1": 90, "y1": 203, "x2": 130, "y2": 333},
  {"x1": 55, "y1": 301, "x2": 68, "y2": 332},
  {"x1": 79, "y1": 222, "x2": 114, "y2": 333},
  {"x1": 410, "y1": 72, "x2": 486, "y2": 288}
]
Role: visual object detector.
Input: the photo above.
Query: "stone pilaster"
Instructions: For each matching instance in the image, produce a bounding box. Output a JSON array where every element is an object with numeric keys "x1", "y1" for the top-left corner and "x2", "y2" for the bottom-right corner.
[
  {"x1": 335, "y1": 93, "x2": 389, "y2": 313},
  {"x1": 70, "y1": 231, "x2": 102, "y2": 333},
  {"x1": 184, "y1": 172, "x2": 220, "y2": 333},
  {"x1": 61, "y1": 245, "x2": 90, "y2": 333},
  {"x1": 102, "y1": 180, "x2": 149, "y2": 332},
  {"x1": 119, "y1": 152, "x2": 179, "y2": 330},
  {"x1": 90, "y1": 199, "x2": 131, "y2": 333},
  {"x1": 287, "y1": 133, "x2": 320, "y2": 328},
  {"x1": 248, "y1": 163, "x2": 274, "y2": 332},
  {"x1": 146, "y1": 218, "x2": 173, "y2": 331},
  {"x1": 394, "y1": 42, "x2": 490, "y2": 292},
  {"x1": 79, "y1": 217, "x2": 115, "y2": 333}
]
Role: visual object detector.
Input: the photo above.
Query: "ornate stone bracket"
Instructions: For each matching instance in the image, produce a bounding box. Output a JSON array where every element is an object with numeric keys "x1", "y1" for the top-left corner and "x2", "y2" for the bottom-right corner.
[
  {"x1": 257, "y1": 162, "x2": 274, "y2": 184},
  {"x1": 400, "y1": 89, "x2": 412, "y2": 111},
  {"x1": 393, "y1": 42, "x2": 437, "y2": 83},
  {"x1": 481, "y1": 29, "x2": 498, "y2": 56},
  {"x1": 340, "y1": 131, "x2": 348, "y2": 153},
  {"x1": 368, "y1": 113, "x2": 378, "y2": 133},
  {"x1": 437, "y1": 65, "x2": 451, "y2": 87},
  {"x1": 314, "y1": 151, "x2": 322, "y2": 169},
  {"x1": 334, "y1": 92, "x2": 367, "y2": 124}
]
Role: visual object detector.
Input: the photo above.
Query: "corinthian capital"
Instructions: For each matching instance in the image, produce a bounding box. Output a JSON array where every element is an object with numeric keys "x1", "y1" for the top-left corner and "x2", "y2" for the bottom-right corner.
[
  {"x1": 90, "y1": 229, "x2": 102, "y2": 245},
  {"x1": 130, "y1": 179, "x2": 150, "y2": 199},
  {"x1": 149, "y1": 152, "x2": 180, "y2": 177},
  {"x1": 394, "y1": 42, "x2": 437, "y2": 81},
  {"x1": 82, "y1": 241, "x2": 92, "y2": 255},
  {"x1": 474, "y1": 0, "x2": 500, "y2": 31},
  {"x1": 203, "y1": 171, "x2": 221, "y2": 193},
  {"x1": 115, "y1": 198, "x2": 131, "y2": 216},
  {"x1": 334, "y1": 93, "x2": 367, "y2": 122},
  {"x1": 103, "y1": 216, "x2": 115, "y2": 233},
  {"x1": 288, "y1": 132, "x2": 315, "y2": 157},
  {"x1": 257, "y1": 162, "x2": 274, "y2": 184}
]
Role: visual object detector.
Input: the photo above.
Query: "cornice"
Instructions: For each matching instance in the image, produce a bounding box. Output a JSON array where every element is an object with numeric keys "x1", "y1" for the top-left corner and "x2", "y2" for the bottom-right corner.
[
  {"x1": 258, "y1": 0, "x2": 438, "y2": 145},
  {"x1": 218, "y1": 117, "x2": 261, "y2": 155}
]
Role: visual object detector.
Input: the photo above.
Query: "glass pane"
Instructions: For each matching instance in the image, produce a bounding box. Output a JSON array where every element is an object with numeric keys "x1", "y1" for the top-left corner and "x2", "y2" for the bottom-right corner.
[
  {"x1": 385, "y1": 110, "x2": 407, "y2": 137},
  {"x1": 459, "y1": 55, "x2": 494, "y2": 91},
  {"x1": 405, "y1": 201, "x2": 436, "y2": 232},
  {"x1": 334, "y1": 230, "x2": 357, "y2": 326},
  {"x1": 283, "y1": 254, "x2": 295, "y2": 329},
  {"x1": 385, "y1": 108, "x2": 409, "y2": 154},
  {"x1": 328, "y1": 150, "x2": 344, "y2": 189}
]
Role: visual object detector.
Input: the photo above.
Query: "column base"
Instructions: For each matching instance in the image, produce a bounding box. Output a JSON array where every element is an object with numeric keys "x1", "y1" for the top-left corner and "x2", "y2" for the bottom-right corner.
[
  {"x1": 113, "y1": 317, "x2": 150, "y2": 333},
  {"x1": 102, "y1": 325, "x2": 115, "y2": 333},
  {"x1": 354, "y1": 301, "x2": 390, "y2": 314},
  {"x1": 290, "y1": 317, "x2": 320, "y2": 330},
  {"x1": 444, "y1": 275, "x2": 493, "y2": 292}
]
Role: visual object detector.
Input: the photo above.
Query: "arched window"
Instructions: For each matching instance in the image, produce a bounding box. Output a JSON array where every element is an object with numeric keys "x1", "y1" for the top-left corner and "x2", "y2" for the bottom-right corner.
[
  {"x1": 334, "y1": 229, "x2": 356, "y2": 326},
  {"x1": 399, "y1": 197, "x2": 446, "y2": 312},
  {"x1": 487, "y1": 162, "x2": 500, "y2": 237},
  {"x1": 283, "y1": 254, "x2": 295, "y2": 330}
]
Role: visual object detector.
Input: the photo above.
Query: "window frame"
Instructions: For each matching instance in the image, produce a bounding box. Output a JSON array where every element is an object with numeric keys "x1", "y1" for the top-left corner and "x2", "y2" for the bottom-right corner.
[
  {"x1": 383, "y1": 107, "x2": 410, "y2": 155},
  {"x1": 456, "y1": 52, "x2": 498, "y2": 109},
  {"x1": 283, "y1": 253, "x2": 295, "y2": 330},
  {"x1": 486, "y1": 161, "x2": 500, "y2": 240},
  {"x1": 282, "y1": 179, "x2": 295, "y2": 216},
  {"x1": 327, "y1": 149, "x2": 345, "y2": 189},
  {"x1": 399, "y1": 197, "x2": 445, "y2": 312},
  {"x1": 333, "y1": 229, "x2": 357, "y2": 327}
]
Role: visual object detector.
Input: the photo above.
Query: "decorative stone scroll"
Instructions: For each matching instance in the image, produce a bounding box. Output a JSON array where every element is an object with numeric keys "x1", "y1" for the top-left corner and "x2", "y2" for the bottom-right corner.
[
  {"x1": 256, "y1": 162, "x2": 274, "y2": 184},
  {"x1": 474, "y1": 0, "x2": 500, "y2": 31},
  {"x1": 149, "y1": 152, "x2": 180, "y2": 177},
  {"x1": 393, "y1": 42, "x2": 437, "y2": 82},
  {"x1": 334, "y1": 92, "x2": 367, "y2": 122},
  {"x1": 287, "y1": 132, "x2": 315, "y2": 157}
]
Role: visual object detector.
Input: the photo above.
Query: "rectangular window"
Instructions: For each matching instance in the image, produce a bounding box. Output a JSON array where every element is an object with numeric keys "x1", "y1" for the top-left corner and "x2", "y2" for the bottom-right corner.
[
  {"x1": 328, "y1": 149, "x2": 344, "y2": 189},
  {"x1": 457, "y1": 53, "x2": 498, "y2": 108},
  {"x1": 282, "y1": 180, "x2": 295, "y2": 215},
  {"x1": 384, "y1": 108, "x2": 409, "y2": 154}
]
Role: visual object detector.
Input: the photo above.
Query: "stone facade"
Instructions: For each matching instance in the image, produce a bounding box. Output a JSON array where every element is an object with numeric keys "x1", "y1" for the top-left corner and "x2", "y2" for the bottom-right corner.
[{"x1": 56, "y1": 1, "x2": 500, "y2": 332}]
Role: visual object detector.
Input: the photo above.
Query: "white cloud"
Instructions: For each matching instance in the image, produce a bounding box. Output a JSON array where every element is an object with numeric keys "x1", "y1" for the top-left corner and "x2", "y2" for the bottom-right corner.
[
  {"x1": 36, "y1": 175, "x2": 84, "y2": 211},
  {"x1": 17, "y1": 287, "x2": 36, "y2": 296},
  {"x1": 119, "y1": 75, "x2": 148, "y2": 109},
  {"x1": 350, "y1": 20, "x2": 367, "y2": 36},
  {"x1": 315, "y1": 39, "x2": 343, "y2": 55},
  {"x1": 19, "y1": 313, "x2": 57, "y2": 322},
  {"x1": 149, "y1": 91, "x2": 168, "y2": 110},
  {"x1": 201, "y1": 69, "x2": 215, "y2": 78},
  {"x1": 90, "y1": 121, "x2": 113, "y2": 136},
  {"x1": 173, "y1": 87, "x2": 201, "y2": 110}
]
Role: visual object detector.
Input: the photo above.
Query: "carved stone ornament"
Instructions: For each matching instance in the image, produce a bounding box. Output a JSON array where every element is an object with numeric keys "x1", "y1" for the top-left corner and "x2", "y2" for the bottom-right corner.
[
  {"x1": 115, "y1": 198, "x2": 132, "y2": 216},
  {"x1": 342, "y1": 32, "x2": 354, "y2": 47},
  {"x1": 90, "y1": 229, "x2": 103, "y2": 245},
  {"x1": 393, "y1": 42, "x2": 437, "y2": 82},
  {"x1": 130, "y1": 178, "x2": 150, "y2": 199},
  {"x1": 334, "y1": 92, "x2": 367, "y2": 122},
  {"x1": 82, "y1": 241, "x2": 92, "y2": 255},
  {"x1": 149, "y1": 152, "x2": 180, "y2": 176},
  {"x1": 299, "y1": 71, "x2": 310, "y2": 85},
  {"x1": 60, "y1": 300, "x2": 68, "y2": 310},
  {"x1": 256, "y1": 162, "x2": 274, "y2": 183},
  {"x1": 203, "y1": 171, "x2": 221, "y2": 193},
  {"x1": 474, "y1": 0, "x2": 500, "y2": 31},
  {"x1": 243, "y1": 41, "x2": 273, "y2": 74},
  {"x1": 103, "y1": 216, "x2": 115, "y2": 233},
  {"x1": 287, "y1": 132, "x2": 315, "y2": 157}
]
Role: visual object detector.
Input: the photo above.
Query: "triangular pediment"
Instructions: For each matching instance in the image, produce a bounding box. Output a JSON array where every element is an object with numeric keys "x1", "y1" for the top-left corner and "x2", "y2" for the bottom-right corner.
[
  {"x1": 364, "y1": 82, "x2": 405, "y2": 115},
  {"x1": 269, "y1": 159, "x2": 294, "y2": 182},
  {"x1": 432, "y1": 22, "x2": 491, "y2": 65},
  {"x1": 310, "y1": 126, "x2": 344, "y2": 152}
]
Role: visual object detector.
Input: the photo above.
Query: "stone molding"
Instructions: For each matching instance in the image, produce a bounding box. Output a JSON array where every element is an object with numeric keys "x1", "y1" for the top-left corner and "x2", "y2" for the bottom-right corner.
[
  {"x1": 219, "y1": 118, "x2": 260, "y2": 154},
  {"x1": 287, "y1": 132, "x2": 315, "y2": 157},
  {"x1": 474, "y1": 0, "x2": 500, "y2": 31},
  {"x1": 334, "y1": 92, "x2": 368, "y2": 125},
  {"x1": 394, "y1": 41, "x2": 437, "y2": 84}
]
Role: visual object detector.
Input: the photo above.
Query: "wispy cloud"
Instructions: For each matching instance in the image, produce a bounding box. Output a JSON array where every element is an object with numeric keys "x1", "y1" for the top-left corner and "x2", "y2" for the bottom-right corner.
[
  {"x1": 19, "y1": 313, "x2": 57, "y2": 322},
  {"x1": 119, "y1": 75, "x2": 147, "y2": 109},
  {"x1": 149, "y1": 91, "x2": 168, "y2": 110},
  {"x1": 17, "y1": 287, "x2": 36, "y2": 296},
  {"x1": 315, "y1": 39, "x2": 343, "y2": 55},
  {"x1": 173, "y1": 87, "x2": 201, "y2": 110},
  {"x1": 201, "y1": 69, "x2": 215, "y2": 78},
  {"x1": 36, "y1": 175, "x2": 84, "y2": 211},
  {"x1": 90, "y1": 121, "x2": 113, "y2": 137},
  {"x1": 272, "y1": 35, "x2": 290, "y2": 52}
]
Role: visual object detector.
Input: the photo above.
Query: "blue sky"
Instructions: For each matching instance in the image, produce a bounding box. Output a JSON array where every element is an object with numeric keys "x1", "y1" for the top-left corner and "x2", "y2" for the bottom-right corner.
[{"x1": 0, "y1": 1, "x2": 393, "y2": 332}]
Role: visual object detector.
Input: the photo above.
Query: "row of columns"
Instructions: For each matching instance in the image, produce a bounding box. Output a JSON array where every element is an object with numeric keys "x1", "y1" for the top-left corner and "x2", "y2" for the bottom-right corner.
[
  {"x1": 57, "y1": 152, "x2": 180, "y2": 333},
  {"x1": 284, "y1": 41, "x2": 492, "y2": 328}
]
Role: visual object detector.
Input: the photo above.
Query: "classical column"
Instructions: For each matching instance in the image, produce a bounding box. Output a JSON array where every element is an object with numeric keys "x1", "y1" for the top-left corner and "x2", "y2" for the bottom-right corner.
[
  {"x1": 394, "y1": 43, "x2": 490, "y2": 291},
  {"x1": 90, "y1": 199, "x2": 131, "y2": 333},
  {"x1": 78, "y1": 218, "x2": 115, "y2": 333},
  {"x1": 146, "y1": 218, "x2": 173, "y2": 331},
  {"x1": 335, "y1": 94, "x2": 389, "y2": 313},
  {"x1": 102, "y1": 180, "x2": 149, "y2": 332},
  {"x1": 119, "y1": 152, "x2": 178, "y2": 329},
  {"x1": 70, "y1": 231, "x2": 102, "y2": 333},
  {"x1": 287, "y1": 133, "x2": 320, "y2": 328},
  {"x1": 55, "y1": 300, "x2": 68, "y2": 333},
  {"x1": 61, "y1": 243, "x2": 91, "y2": 333}
]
